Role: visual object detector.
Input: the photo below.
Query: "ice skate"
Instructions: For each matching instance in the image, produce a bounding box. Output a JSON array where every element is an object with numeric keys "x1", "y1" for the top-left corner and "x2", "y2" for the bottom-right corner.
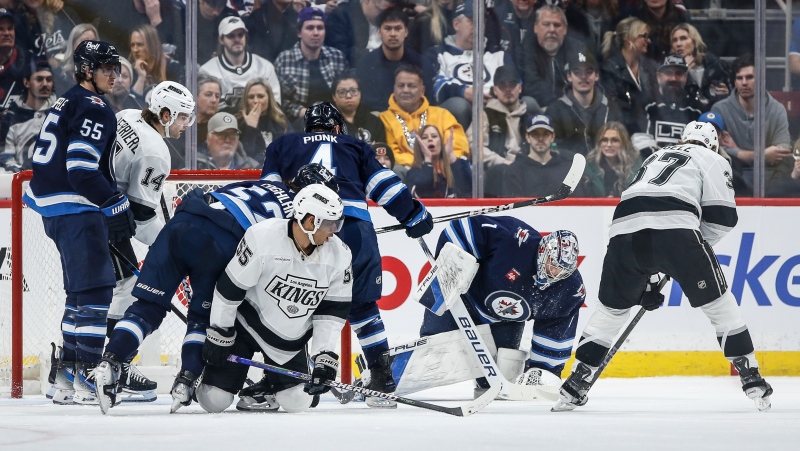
[
  {"x1": 365, "y1": 355, "x2": 397, "y2": 409},
  {"x1": 73, "y1": 362, "x2": 99, "y2": 405},
  {"x1": 51, "y1": 358, "x2": 76, "y2": 405},
  {"x1": 94, "y1": 353, "x2": 122, "y2": 414},
  {"x1": 236, "y1": 375, "x2": 280, "y2": 412},
  {"x1": 118, "y1": 359, "x2": 157, "y2": 403},
  {"x1": 732, "y1": 357, "x2": 773, "y2": 412},
  {"x1": 551, "y1": 362, "x2": 594, "y2": 412},
  {"x1": 170, "y1": 370, "x2": 199, "y2": 413}
]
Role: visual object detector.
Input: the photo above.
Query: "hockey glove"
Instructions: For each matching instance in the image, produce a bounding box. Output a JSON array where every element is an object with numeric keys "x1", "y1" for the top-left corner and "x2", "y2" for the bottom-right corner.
[
  {"x1": 403, "y1": 200, "x2": 434, "y2": 239},
  {"x1": 100, "y1": 192, "x2": 136, "y2": 242},
  {"x1": 304, "y1": 351, "x2": 339, "y2": 395},
  {"x1": 203, "y1": 327, "x2": 236, "y2": 367},
  {"x1": 640, "y1": 276, "x2": 665, "y2": 311}
]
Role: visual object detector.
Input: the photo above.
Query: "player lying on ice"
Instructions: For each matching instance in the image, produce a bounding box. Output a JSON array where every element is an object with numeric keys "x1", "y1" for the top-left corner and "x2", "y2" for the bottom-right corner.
[
  {"x1": 92, "y1": 165, "x2": 338, "y2": 414},
  {"x1": 553, "y1": 121, "x2": 773, "y2": 412},
  {"x1": 386, "y1": 215, "x2": 586, "y2": 400}
]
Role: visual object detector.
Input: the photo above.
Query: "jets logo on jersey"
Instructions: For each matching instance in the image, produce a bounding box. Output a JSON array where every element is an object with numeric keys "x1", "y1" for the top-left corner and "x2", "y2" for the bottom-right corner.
[
  {"x1": 505, "y1": 268, "x2": 520, "y2": 282},
  {"x1": 86, "y1": 96, "x2": 106, "y2": 107},
  {"x1": 485, "y1": 291, "x2": 529, "y2": 321},
  {"x1": 574, "y1": 283, "x2": 586, "y2": 299},
  {"x1": 515, "y1": 227, "x2": 530, "y2": 247},
  {"x1": 266, "y1": 274, "x2": 328, "y2": 318}
]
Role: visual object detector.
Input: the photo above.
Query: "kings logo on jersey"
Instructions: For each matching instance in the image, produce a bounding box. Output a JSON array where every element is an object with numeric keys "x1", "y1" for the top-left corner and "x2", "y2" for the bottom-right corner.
[{"x1": 266, "y1": 274, "x2": 328, "y2": 318}]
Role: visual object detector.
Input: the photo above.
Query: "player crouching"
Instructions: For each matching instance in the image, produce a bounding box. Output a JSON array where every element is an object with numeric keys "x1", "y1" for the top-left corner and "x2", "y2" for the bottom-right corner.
[{"x1": 194, "y1": 184, "x2": 352, "y2": 413}]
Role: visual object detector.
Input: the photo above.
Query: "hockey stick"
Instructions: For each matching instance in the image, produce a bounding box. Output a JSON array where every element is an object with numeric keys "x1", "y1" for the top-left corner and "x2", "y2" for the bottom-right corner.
[
  {"x1": 551, "y1": 274, "x2": 670, "y2": 412},
  {"x1": 375, "y1": 154, "x2": 586, "y2": 234},
  {"x1": 416, "y1": 239, "x2": 506, "y2": 403},
  {"x1": 108, "y1": 244, "x2": 188, "y2": 324},
  {"x1": 228, "y1": 355, "x2": 493, "y2": 417}
]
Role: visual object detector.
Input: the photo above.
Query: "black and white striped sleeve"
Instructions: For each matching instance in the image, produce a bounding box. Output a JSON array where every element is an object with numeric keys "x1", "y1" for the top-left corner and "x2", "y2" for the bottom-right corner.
[{"x1": 700, "y1": 158, "x2": 738, "y2": 246}]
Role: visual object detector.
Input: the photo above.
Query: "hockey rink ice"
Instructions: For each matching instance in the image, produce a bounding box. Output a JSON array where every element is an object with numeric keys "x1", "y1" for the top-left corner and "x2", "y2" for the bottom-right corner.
[{"x1": 1, "y1": 377, "x2": 798, "y2": 450}]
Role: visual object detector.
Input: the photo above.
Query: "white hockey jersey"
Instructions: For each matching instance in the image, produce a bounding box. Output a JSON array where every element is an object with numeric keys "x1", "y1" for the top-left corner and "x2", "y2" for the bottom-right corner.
[
  {"x1": 210, "y1": 219, "x2": 353, "y2": 365},
  {"x1": 610, "y1": 142, "x2": 737, "y2": 246},
  {"x1": 199, "y1": 52, "x2": 281, "y2": 110},
  {"x1": 114, "y1": 109, "x2": 171, "y2": 246}
]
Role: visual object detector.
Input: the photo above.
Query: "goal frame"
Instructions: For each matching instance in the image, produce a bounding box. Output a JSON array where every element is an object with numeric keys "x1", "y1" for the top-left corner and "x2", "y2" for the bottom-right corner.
[{"x1": 9, "y1": 170, "x2": 352, "y2": 398}]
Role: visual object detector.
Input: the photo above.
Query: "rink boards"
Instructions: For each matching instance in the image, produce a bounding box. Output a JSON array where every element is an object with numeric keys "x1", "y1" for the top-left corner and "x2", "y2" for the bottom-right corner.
[{"x1": 2, "y1": 199, "x2": 799, "y2": 376}]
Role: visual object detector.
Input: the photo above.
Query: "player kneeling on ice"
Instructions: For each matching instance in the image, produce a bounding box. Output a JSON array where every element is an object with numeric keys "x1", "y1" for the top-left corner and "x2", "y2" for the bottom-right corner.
[
  {"x1": 554, "y1": 121, "x2": 773, "y2": 412},
  {"x1": 93, "y1": 164, "x2": 336, "y2": 414},
  {"x1": 196, "y1": 184, "x2": 352, "y2": 414},
  {"x1": 392, "y1": 216, "x2": 584, "y2": 399}
]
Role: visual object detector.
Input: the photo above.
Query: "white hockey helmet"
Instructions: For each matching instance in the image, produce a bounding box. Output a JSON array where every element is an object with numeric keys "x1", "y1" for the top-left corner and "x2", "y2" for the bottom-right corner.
[
  {"x1": 535, "y1": 230, "x2": 579, "y2": 290},
  {"x1": 149, "y1": 81, "x2": 196, "y2": 135},
  {"x1": 680, "y1": 120, "x2": 718, "y2": 152},
  {"x1": 293, "y1": 184, "x2": 344, "y2": 245}
]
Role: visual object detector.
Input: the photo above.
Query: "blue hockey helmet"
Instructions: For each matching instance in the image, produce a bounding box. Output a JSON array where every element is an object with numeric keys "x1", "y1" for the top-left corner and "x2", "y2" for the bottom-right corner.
[
  {"x1": 74, "y1": 40, "x2": 120, "y2": 79},
  {"x1": 535, "y1": 230, "x2": 579, "y2": 289},
  {"x1": 304, "y1": 102, "x2": 348, "y2": 135},
  {"x1": 293, "y1": 163, "x2": 339, "y2": 193}
]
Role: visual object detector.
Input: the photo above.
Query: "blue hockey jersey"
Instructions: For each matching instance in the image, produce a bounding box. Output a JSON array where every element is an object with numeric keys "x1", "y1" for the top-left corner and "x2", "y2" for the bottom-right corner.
[
  {"x1": 23, "y1": 84, "x2": 118, "y2": 217},
  {"x1": 210, "y1": 179, "x2": 295, "y2": 229},
  {"x1": 435, "y1": 215, "x2": 585, "y2": 373},
  {"x1": 261, "y1": 132, "x2": 415, "y2": 223}
]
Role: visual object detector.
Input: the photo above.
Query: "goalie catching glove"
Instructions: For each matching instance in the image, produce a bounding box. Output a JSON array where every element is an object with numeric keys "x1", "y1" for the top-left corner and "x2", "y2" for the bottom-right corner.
[
  {"x1": 304, "y1": 351, "x2": 339, "y2": 395},
  {"x1": 100, "y1": 192, "x2": 136, "y2": 242},
  {"x1": 640, "y1": 275, "x2": 665, "y2": 311},
  {"x1": 203, "y1": 327, "x2": 236, "y2": 367}
]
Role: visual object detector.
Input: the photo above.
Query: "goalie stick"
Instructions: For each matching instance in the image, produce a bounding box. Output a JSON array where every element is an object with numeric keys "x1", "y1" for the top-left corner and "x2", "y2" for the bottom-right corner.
[
  {"x1": 375, "y1": 154, "x2": 586, "y2": 234},
  {"x1": 108, "y1": 244, "x2": 188, "y2": 324},
  {"x1": 551, "y1": 275, "x2": 671, "y2": 412},
  {"x1": 228, "y1": 355, "x2": 494, "y2": 417}
]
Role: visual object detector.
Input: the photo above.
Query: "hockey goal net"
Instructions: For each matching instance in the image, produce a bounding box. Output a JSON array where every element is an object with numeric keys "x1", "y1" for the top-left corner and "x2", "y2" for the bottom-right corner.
[{"x1": 1, "y1": 170, "x2": 352, "y2": 398}]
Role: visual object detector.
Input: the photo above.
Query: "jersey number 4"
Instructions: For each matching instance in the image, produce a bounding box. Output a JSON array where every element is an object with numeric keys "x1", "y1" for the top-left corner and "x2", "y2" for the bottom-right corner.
[
  {"x1": 630, "y1": 151, "x2": 692, "y2": 187},
  {"x1": 310, "y1": 142, "x2": 338, "y2": 176}
]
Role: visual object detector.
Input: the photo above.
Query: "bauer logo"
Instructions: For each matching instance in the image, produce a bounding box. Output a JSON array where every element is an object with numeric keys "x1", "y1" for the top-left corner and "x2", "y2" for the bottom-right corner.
[
  {"x1": 135, "y1": 283, "x2": 166, "y2": 297},
  {"x1": 266, "y1": 274, "x2": 328, "y2": 318}
]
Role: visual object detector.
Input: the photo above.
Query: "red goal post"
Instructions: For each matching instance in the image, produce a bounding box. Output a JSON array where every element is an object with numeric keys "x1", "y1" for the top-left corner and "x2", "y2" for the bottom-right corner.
[{"x1": 3, "y1": 170, "x2": 352, "y2": 398}]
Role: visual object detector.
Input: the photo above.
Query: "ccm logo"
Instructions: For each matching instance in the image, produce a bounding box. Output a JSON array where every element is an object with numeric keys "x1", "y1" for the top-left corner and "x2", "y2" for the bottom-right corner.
[{"x1": 136, "y1": 282, "x2": 165, "y2": 296}]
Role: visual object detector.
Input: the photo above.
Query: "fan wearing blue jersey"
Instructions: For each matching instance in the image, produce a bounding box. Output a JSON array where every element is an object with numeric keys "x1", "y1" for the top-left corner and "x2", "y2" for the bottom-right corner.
[
  {"x1": 419, "y1": 216, "x2": 584, "y2": 396},
  {"x1": 261, "y1": 102, "x2": 434, "y2": 408},
  {"x1": 92, "y1": 165, "x2": 336, "y2": 414},
  {"x1": 22, "y1": 40, "x2": 134, "y2": 406}
]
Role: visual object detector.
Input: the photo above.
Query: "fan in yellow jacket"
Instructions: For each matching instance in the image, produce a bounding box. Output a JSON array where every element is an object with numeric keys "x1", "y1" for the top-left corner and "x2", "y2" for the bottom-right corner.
[{"x1": 379, "y1": 66, "x2": 469, "y2": 167}]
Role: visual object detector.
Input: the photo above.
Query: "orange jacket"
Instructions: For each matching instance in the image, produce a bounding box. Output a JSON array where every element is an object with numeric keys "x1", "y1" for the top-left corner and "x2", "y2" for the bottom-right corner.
[{"x1": 379, "y1": 95, "x2": 470, "y2": 167}]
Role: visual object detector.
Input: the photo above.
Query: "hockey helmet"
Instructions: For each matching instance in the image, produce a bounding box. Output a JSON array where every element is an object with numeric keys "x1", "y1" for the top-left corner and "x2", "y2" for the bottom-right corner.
[
  {"x1": 293, "y1": 184, "x2": 344, "y2": 245},
  {"x1": 535, "y1": 230, "x2": 579, "y2": 289},
  {"x1": 304, "y1": 102, "x2": 349, "y2": 135},
  {"x1": 681, "y1": 120, "x2": 718, "y2": 152},
  {"x1": 149, "y1": 81, "x2": 196, "y2": 135},
  {"x1": 293, "y1": 163, "x2": 339, "y2": 193},
  {"x1": 73, "y1": 40, "x2": 120, "y2": 79}
]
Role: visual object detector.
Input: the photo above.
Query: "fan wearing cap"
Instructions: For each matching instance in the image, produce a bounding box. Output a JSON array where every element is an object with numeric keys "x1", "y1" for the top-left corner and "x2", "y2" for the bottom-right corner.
[
  {"x1": 502, "y1": 114, "x2": 582, "y2": 197},
  {"x1": 199, "y1": 16, "x2": 281, "y2": 111},
  {"x1": 547, "y1": 50, "x2": 620, "y2": 156},
  {"x1": 642, "y1": 53, "x2": 703, "y2": 152},
  {"x1": 199, "y1": 111, "x2": 259, "y2": 169},
  {"x1": 275, "y1": 7, "x2": 347, "y2": 122},
  {"x1": 696, "y1": 111, "x2": 749, "y2": 197},
  {"x1": 424, "y1": 0, "x2": 514, "y2": 129},
  {"x1": 0, "y1": 8, "x2": 34, "y2": 112},
  {"x1": 373, "y1": 141, "x2": 395, "y2": 170},
  {"x1": 0, "y1": 60, "x2": 56, "y2": 172}
]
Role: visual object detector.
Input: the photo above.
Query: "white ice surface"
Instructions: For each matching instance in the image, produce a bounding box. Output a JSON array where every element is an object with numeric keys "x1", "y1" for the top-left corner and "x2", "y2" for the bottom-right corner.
[{"x1": 1, "y1": 377, "x2": 798, "y2": 451}]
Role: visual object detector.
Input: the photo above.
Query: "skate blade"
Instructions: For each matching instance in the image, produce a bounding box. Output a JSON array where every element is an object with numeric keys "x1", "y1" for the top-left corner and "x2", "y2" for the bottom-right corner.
[
  {"x1": 170, "y1": 398, "x2": 185, "y2": 414},
  {"x1": 366, "y1": 397, "x2": 398, "y2": 409},
  {"x1": 755, "y1": 395, "x2": 772, "y2": 412},
  {"x1": 119, "y1": 389, "x2": 157, "y2": 403},
  {"x1": 550, "y1": 398, "x2": 578, "y2": 412}
]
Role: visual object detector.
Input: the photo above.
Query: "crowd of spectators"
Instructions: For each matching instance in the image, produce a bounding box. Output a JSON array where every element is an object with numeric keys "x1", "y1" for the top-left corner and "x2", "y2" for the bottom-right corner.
[{"x1": 0, "y1": 0, "x2": 798, "y2": 198}]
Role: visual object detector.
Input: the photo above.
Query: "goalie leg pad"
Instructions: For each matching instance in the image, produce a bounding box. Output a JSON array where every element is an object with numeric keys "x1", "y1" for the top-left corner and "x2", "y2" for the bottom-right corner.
[
  {"x1": 196, "y1": 383, "x2": 235, "y2": 413},
  {"x1": 275, "y1": 383, "x2": 313, "y2": 413},
  {"x1": 575, "y1": 303, "x2": 631, "y2": 367},
  {"x1": 700, "y1": 290, "x2": 755, "y2": 358},
  {"x1": 496, "y1": 348, "x2": 527, "y2": 382}
]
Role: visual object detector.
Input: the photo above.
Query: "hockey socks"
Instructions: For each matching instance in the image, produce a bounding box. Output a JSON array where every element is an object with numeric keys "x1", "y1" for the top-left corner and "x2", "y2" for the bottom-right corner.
[
  {"x1": 74, "y1": 287, "x2": 113, "y2": 363},
  {"x1": 105, "y1": 300, "x2": 166, "y2": 361},
  {"x1": 349, "y1": 307, "x2": 389, "y2": 369}
]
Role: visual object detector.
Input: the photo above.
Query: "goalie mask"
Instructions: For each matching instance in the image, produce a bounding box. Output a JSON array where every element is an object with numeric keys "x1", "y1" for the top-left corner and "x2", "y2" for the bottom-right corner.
[
  {"x1": 293, "y1": 184, "x2": 344, "y2": 245},
  {"x1": 535, "y1": 230, "x2": 579, "y2": 290},
  {"x1": 680, "y1": 120, "x2": 718, "y2": 152},
  {"x1": 149, "y1": 81, "x2": 196, "y2": 138}
]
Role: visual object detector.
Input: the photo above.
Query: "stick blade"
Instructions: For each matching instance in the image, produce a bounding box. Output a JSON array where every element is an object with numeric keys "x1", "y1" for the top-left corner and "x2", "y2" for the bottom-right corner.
[
  {"x1": 561, "y1": 153, "x2": 586, "y2": 194},
  {"x1": 457, "y1": 382, "x2": 501, "y2": 416}
]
